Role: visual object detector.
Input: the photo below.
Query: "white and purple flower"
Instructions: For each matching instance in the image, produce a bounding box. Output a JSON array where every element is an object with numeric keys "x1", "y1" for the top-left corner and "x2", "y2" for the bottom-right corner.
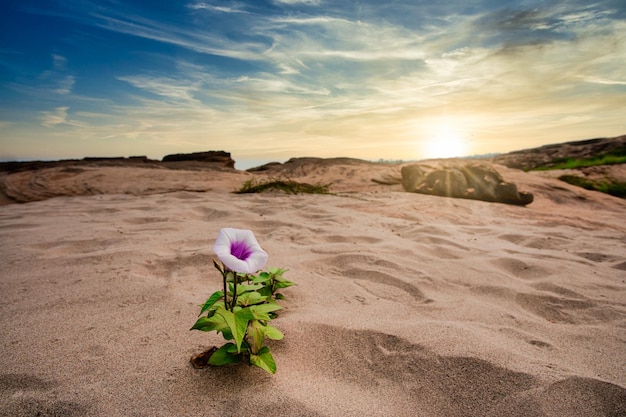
[{"x1": 213, "y1": 228, "x2": 268, "y2": 273}]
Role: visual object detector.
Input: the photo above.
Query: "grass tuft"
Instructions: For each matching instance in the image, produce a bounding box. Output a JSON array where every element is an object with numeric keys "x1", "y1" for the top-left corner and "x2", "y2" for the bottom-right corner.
[
  {"x1": 558, "y1": 175, "x2": 626, "y2": 199},
  {"x1": 235, "y1": 177, "x2": 332, "y2": 195}
]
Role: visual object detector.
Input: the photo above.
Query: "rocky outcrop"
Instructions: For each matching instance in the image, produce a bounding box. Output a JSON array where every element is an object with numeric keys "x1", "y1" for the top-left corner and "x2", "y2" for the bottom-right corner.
[
  {"x1": 0, "y1": 156, "x2": 156, "y2": 173},
  {"x1": 247, "y1": 157, "x2": 374, "y2": 175},
  {"x1": 0, "y1": 151, "x2": 239, "y2": 204},
  {"x1": 491, "y1": 135, "x2": 626, "y2": 171},
  {"x1": 162, "y1": 151, "x2": 235, "y2": 168},
  {"x1": 1, "y1": 151, "x2": 237, "y2": 174},
  {"x1": 401, "y1": 162, "x2": 534, "y2": 205}
]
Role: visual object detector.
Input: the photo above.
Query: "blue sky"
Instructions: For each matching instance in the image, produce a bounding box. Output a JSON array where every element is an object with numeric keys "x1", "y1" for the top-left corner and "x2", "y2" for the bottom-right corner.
[{"x1": 1, "y1": 0, "x2": 625, "y2": 168}]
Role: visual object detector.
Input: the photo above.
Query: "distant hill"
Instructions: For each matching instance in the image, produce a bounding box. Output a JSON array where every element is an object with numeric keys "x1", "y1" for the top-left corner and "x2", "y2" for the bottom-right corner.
[
  {"x1": 490, "y1": 134, "x2": 626, "y2": 171},
  {"x1": 489, "y1": 134, "x2": 626, "y2": 199},
  {"x1": 0, "y1": 151, "x2": 236, "y2": 173}
]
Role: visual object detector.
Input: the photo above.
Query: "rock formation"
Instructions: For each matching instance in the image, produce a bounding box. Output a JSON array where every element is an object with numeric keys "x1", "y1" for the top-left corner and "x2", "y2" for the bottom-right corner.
[
  {"x1": 491, "y1": 135, "x2": 625, "y2": 171},
  {"x1": 401, "y1": 162, "x2": 534, "y2": 205},
  {"x1": 162, "y1": 151, "x2": 235, "y2": 168}
]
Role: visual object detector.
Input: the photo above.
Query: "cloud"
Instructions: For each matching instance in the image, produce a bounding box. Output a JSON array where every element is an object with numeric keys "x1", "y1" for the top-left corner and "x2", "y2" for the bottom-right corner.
[
  {"x1": 54, "y1": 75, "x2": 75, "y2": 94},
  {"x1": 273, "y1": 0, "x2": 322, "y2": 5},
  {"x1": 38, "y1": 54, "x2": 75, "y2": 95},
  {"x1": 40, "y1": 106, "x2": 69, "y2": 127},
  {"x1": 186, "y1": 2, "x2": 250, "y2": 14},
  {"x1": 117, "y1": 75, "x2": 200, "y2": 103},
  {"x1": 91, "y1": 13, "x2": 268, "y2": 61},
  {"x1": 582, "y1": 76, "x2": 626, "y2": 86},
  {"x1": 469, "y1": 3, "x2": 623, "y2": 52},
  {"x1": 52, "y1": 54, "x2": 67, "y2": 70}
]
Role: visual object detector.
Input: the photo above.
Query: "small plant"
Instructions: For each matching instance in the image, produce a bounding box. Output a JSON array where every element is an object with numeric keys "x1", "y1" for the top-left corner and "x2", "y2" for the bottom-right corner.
[
  {"x1": 235, "y1": 177, "x2": 331, "y2": 194},
  {"x1": 558, "y1": 175, "x2": 626, "y2": 199},
  {"x1": 190, "y1": 228, "x2": 294, "y2": 374}
]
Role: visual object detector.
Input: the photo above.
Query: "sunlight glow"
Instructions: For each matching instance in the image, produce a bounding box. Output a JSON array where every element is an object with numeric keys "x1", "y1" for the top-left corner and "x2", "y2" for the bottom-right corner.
[{"x1": 422, "y1": 124, "x2": 469, "y2": 159}]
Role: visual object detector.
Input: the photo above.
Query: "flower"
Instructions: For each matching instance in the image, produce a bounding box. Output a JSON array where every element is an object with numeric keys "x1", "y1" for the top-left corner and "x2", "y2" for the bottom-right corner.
[{"x1": 213, "y1": 228, "x2": 268, "y2": 273}]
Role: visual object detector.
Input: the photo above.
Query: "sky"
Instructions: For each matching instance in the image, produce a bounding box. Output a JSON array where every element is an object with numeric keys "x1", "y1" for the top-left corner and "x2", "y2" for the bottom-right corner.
[{"x1": 1, "y1": 0, "x2": 625, "y2": 169}]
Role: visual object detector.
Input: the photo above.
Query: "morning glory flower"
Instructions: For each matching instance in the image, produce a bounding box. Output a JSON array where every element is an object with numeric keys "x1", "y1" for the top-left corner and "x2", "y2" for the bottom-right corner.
[{"x1": 213, "y1": 228, "x2": 268, "y2": 273}]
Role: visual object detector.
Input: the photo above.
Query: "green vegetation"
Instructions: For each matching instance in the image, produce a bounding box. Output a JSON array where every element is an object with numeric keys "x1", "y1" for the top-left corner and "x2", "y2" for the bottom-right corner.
[
  {"x1": 558, "y1": 175, "x2": 626, "y2": 199},
  {"x1": 530, "y1": 147, "x2": 626, "y2": 171},
  {"x1": 235, "y1": 177, "x2": 332, "y2": 194},
  {"x1": 528, "y1": 147, "x2": 626, "y2": 199},
  {"x1": 191, "y1": 260, "x2": 295, "y2": 374}
]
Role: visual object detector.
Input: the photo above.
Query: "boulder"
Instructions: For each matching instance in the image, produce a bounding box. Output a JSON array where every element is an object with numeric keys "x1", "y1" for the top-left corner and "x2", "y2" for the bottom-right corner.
[
  {"x1": 416, "y1": 168, "x2": 468, "y2": 198},
  {"x1": 400, "y1": 165, "x2": 425, "y2": 191},
  {"x1": 400, "y1": 162, "x2": 533, "y2": 205},
  {"x1": 460, "y1": 163, "x2": 504, "y2": 201}
]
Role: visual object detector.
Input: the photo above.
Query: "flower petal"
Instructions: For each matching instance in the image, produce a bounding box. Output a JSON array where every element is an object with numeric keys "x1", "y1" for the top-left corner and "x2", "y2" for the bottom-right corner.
[{"x1": 213, "y1": 228, "x2": 268, "y2": 273}]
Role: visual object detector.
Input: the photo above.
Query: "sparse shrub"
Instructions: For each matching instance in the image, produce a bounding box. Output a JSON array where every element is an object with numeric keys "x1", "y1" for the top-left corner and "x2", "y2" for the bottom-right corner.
[{"x1": 235, "y1": 177, "x2": 331, "y2": 194}]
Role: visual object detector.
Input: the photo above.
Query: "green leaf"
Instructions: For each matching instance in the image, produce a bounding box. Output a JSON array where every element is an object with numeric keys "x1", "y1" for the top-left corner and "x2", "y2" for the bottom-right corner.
[
  {"x1": 190, "y1": 316, "x2": 228, "y2": 332},
  {"x1": 216, "y1": 307, "x2": 249, "y2": 352},
  {"x1": 252, "y1": 275, "x2": 271, "y2": 284},
  {"x1": 236, "y1": 291, "x2": 267, "y2": 307},
  {"x1": 243, "y1": 303, "x2": 283, "y2": 321},
  {"x1": 274, "y1": 281, "x2": 294, "y2": 289},
  {"x1": 247, "y1": 322, "x2": 284, "y2": 353},
  {"x1": 221, "y1": 328, "x2": 233, "y2": 341},
  {"x1": 198, "y1": 291, "x2": 224, "y2": 316},
  {"x1": 248, "y1": 320, "x2": 266, "y2": 354},
  {"x1": 233, "y1": 312, "x2": 250, "y2": 352},
  {"x1": 263, "y1": 325, "x2": 284, "y2": 340},
  {"x1": 274, "y1": 293, "x2": 285, "y2": 300},
  {"x1": 226, "y1": 343, "x2": 240, "y2": 354},
  {"x1": 208, "y1": 343, "x2": 243, "y2": 366},
  {"x1": 257, "y1": 286, "x2": 272, "y2": 298},
  {"x1": 236, "y1": 283, "x2": 263, "y2": 294},
  {"x1": 250, "y1": 346, "x2": 277, "y2": 374}
]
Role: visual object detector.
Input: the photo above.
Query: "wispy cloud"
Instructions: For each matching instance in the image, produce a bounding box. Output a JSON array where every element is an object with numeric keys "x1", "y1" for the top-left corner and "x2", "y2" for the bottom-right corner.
[
  {"x1": 53, "y1": 75, "x2": 75, "y2": 94},
  {"x1": 91, "y1": 13, "x2": 269, "y2": 61},
  {"x1": 51, "y1": 54, "x2": 67, "y2": 70},
  {"x1": 40, "y1": 106, "x2": 70, "y2": 127},
  {"x1": 272, "y1": 0, "x2": 323, "y2": 5},
  {"x1": 582, "y1": 76, "x2": 626, "y2": 86},
  {"x1": 116, "y1": 75, "x2": 201, "y2": 103},
  {"x1": 186, "y1": 2, "x2": 250, "y2": 14},
  {"x1": 38, "y1": 54, "x2": 75, "y2": 95}
]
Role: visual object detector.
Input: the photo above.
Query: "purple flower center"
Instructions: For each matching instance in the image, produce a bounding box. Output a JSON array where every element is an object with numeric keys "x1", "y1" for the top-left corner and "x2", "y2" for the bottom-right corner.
[{"x1": 230, "y1": 240, "x2": 253, "y2": 261}]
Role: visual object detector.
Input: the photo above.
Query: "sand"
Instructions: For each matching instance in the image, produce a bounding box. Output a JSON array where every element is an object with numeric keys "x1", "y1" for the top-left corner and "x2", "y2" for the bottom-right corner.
[{"x1": 1, "y1": 161, "x2": 625, "y2": 416}]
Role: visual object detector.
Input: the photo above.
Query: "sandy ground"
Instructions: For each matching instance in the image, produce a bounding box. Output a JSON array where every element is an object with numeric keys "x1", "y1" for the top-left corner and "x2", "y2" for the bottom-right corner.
[{"x1": 1, "y1": 161, "x2": 625, "y2": 416}]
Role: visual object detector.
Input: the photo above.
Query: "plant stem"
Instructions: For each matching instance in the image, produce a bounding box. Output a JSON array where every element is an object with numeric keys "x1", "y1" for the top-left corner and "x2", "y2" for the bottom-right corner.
[
  {"x1": 231, "y1": 272, "x2": 238, "y2": 311},
  {"x1": 223, "y1": 271, "x2": 228, "y2": 311}
]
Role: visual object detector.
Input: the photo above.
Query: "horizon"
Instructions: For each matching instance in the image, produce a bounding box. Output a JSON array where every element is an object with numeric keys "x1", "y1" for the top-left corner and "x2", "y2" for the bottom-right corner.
[
  {"x1": 2, "y1": 132, "x2": 621, "y2": 171},
  {"x1": 1, "y1": 1, "x2": 625, "y2": 164}
]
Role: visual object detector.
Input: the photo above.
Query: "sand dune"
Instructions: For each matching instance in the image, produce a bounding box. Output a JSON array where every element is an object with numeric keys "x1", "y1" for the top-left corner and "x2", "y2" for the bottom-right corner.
[{"x1": 1, "y1": 159, "x2": 625, "y2": 416}]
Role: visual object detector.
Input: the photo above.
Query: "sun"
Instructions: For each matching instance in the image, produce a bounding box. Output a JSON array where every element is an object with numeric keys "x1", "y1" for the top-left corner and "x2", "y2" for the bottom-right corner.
[{"x1": 422, "y1": 126, "x2": 469, "y2": 159}]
